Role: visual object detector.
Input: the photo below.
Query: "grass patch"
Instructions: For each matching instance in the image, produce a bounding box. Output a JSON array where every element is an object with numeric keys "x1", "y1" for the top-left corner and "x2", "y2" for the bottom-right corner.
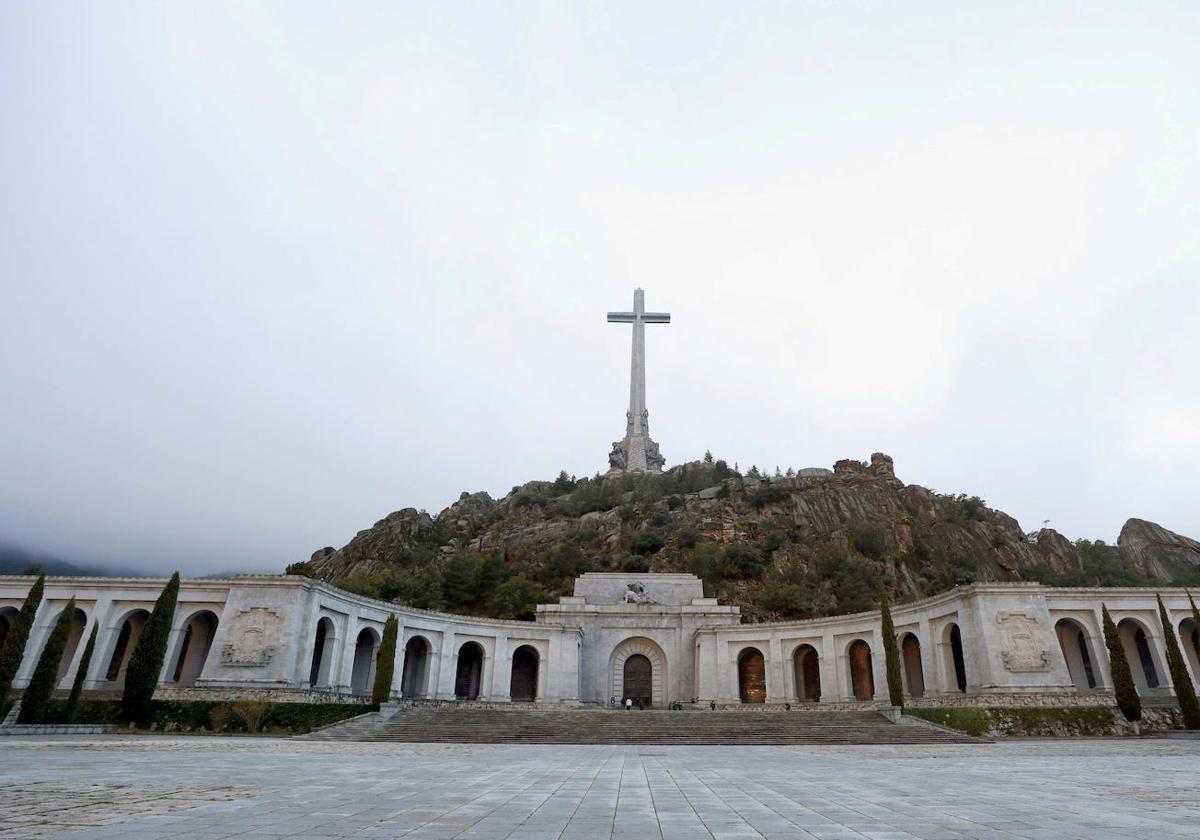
[
  {"x1": 906, "y1": 706, "x2": 1118, "y2": 737},
  {"x1": 37, "y1": 698, "x2": 367, "y2": 734}
]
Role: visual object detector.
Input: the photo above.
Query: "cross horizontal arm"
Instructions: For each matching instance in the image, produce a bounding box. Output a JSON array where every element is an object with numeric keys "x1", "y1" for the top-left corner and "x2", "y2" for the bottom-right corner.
[
  {"x1": 642, "y1": 313, "x2": 670, "y2": 323},
  {"x1": 607, "y1": 312, "x2": 636, "y2": 322}
]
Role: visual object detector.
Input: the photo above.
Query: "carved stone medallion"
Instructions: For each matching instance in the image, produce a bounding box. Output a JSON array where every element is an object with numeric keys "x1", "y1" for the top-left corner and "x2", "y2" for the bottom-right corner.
[
  {"x1": 996, "y1": 611, "x2": 1050, "y2": 672},
  {"x1": 220, "y1": 607, "x2": 283, "y2": 667}
]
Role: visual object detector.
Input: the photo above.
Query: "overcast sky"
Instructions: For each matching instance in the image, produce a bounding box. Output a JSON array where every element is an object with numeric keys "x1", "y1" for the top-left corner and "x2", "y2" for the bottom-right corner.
[{"x1": 2, "y1": 2, "x2": 1197, "y2": 576}]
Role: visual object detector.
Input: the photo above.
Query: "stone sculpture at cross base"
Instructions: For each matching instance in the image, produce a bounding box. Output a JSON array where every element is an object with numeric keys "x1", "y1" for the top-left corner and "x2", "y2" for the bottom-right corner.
[{"x1": 606, "y1": 288, "x2": 670, "y2": 474}]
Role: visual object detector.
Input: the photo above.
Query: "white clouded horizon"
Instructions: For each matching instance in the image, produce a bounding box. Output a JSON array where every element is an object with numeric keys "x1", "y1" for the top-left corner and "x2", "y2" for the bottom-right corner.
[{"x1": 1, "y1": 2, "x2": 1197, "y2": 575}]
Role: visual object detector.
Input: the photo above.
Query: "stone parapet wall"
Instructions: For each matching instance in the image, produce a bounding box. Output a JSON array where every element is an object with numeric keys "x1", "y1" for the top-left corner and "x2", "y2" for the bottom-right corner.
[
  {"x1": 152, "y1": 686, "x2": 372, "y2": 705},
  {"x1": 908, "y1": 692, "x2": 1116, "y2": 709}
]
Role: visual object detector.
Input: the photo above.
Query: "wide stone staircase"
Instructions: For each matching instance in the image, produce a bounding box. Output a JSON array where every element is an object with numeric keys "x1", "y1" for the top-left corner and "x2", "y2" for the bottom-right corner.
[{"x1": 299, "y1": 707, "x2": 980, "y2": 745}]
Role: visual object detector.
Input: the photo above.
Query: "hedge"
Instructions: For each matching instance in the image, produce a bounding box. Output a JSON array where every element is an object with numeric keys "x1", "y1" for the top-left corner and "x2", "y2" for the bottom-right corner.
[
  {"x1": 0, "y1": 575, "x2": 45, "y2": 707},
  {"x1": 906, "y1": 706, "x2": 1118, "y2": 737},
  {"x1": 122, "y1": 572, "x2": 180, "y2": 726},
  {"x1": 37, "y1": 697, "x2": 367, "y2": 734}
]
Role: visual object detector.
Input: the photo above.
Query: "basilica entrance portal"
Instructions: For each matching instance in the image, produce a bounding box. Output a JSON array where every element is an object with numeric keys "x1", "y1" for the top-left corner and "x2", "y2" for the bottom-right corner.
[{"x1": 623, "y1": 654, "x2": 652, "y2": 707}]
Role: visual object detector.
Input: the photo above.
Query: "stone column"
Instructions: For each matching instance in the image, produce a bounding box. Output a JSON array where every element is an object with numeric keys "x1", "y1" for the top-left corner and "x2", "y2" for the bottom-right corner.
[
  {"x1": 489, "y1": 633, "x2": 510, "y2": 702},
  {"x1": 332, "y1": 611, "x2": 358, "y2": 694},
  {"x1": 1088, "y1": 607, "x2": 1113, "y2": 690},
  {"x1": 388, "y1": 618, "x2": 406, "y2": 700},
  {"x1": 819, "y1": 633, "x2": 839, "y2": 702},
  {"x1": 157, "y1": 622, "x2": 186, "y2": 687},
  {"x1": 870, "y1": 629, "x2": 888, "y2": 702},
  {"x1": 694, "y1": 633, "x2": 718, "y2": 704},
  {"x1": 766, "y1": 636, "x2": 786, "y2": 702},
  {"x1": 80, "y1": 596, "x2": 115, "y2": 689},
  {"x1": 14, "y1": 598, "x2": 56, "y2": 687},
  {"x1": 434, "y1": 631, "x2": 457, "y2": 700}
]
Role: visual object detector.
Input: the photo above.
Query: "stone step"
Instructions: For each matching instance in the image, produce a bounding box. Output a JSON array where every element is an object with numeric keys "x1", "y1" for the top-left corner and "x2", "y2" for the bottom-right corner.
[{"x1": 299, "y1": 708, "x2": 979, "y2": 745}]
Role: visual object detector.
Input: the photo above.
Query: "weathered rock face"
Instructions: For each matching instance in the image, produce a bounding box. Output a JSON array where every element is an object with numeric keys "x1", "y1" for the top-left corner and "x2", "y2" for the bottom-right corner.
[
  {"x1": 1117, "y1": 518, "x2": 1200, "y2": 581},
  {"x1": 301, "y1": 452, "x2": 1184, "y2": 621}
]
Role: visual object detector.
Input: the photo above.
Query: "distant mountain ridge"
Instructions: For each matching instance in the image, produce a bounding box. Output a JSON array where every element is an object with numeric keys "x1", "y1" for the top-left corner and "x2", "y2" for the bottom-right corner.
[{"x1": 0, "y1": 542, "x2": 139, "y2": 578}]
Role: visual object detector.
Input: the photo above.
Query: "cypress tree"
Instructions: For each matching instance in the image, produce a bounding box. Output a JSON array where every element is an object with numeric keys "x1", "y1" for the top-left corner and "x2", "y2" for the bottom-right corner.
[
  {"x1": 0, "y1": 574, "x2": 45, "y2": 707},
  {"x1": 880, "y1": 591, "x2": 904, "y2": 708},
  {"x1": 1157, "y1": 595, "x2": 1200, "y2": 729},
  {"x1": 1101, "y1": 604, "x2": 1141, "y2": 722},
  {"x1": 65, "y1": 623, "x2": 98, "y2": 723},
  {"x1": 18, "y1": 597, "x2": 75, "y2": 724},
  {"x1": 371, "y1": 615, "x2": 399, "y2": 706},
  {"x1": 122, "y1": 572, "x2": 180, "y2": 727}
]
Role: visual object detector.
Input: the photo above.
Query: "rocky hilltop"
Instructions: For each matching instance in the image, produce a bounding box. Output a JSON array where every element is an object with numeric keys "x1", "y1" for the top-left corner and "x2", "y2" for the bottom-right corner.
[{"x1": 295, "y1": 454, "x2": 1200, "y2": 622}]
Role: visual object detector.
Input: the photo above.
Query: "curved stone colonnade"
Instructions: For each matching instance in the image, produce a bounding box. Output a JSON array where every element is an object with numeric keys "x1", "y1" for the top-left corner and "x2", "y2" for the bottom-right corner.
[{"x1": 2, "y1": 574, "x2": 1199, "y2": 708}]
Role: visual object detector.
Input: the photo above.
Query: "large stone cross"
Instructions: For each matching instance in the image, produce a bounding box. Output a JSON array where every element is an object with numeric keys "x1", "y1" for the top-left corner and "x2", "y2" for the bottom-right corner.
[{"x1": 606, "y1": 288, "x2": 670, "y2": 473}]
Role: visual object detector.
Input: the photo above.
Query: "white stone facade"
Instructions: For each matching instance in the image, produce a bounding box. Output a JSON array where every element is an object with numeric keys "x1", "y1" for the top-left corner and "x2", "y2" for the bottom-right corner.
[{"x1": 2, "y1": 573, "x2": 1198, "y2": 707}]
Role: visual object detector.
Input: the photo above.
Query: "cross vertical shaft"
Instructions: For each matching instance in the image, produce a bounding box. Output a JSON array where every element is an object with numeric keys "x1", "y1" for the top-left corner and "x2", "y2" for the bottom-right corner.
[{"x1": 606, "y1": 288, "x2": 670, "y2": 473}]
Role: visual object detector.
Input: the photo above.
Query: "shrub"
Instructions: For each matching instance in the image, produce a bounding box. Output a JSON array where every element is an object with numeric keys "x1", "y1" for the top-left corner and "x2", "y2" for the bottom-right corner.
[
  {"x1": 491, "y1": 575, "x2": 547, "y2": 620},
  {"x1": 631, "y1": 529, "x2": 666, "y2": 556},
  {"x1": 209, "y1": 703, "x2": 233, "y2": 732},
  {"x1": 880, "y1": 592, "x2": 904, "y2": 708},
  {"x1": 231, "y1": 700, "x2": 270, "y2": 734},
  {"x1": 618, "y1": 555, "x2": 649, "y2": 573},
  {"x1": 65, "y1": 623, "x2": 98, "y2": 723},
  {"x1": 0, "y1": 574, "x2": 44, "y2": 707},
  {"x1": 751, "y1": 484, "x2": 788, "y2": 510},
  {"x1": 1158, "y1": 595, "x2": 1200, "y2": 729},
  {"x1": 852, "y1": 526, "x2": 889, "y2": 562},
  {"x1": 1102, "y1": 604, "x2": 1141, "y2": 722},
  {"x1": 122, "y1": 572, "x2": 180, "y2": 727},
  {"x1": 19, "y1": 596, "x2": 76, "y2": 724},
  {"x1": 723, "y1": 543, "x2": 766, "y2": 577},
  {"x1": 372, "y1": 615, "x2": 399, "y2": 706},
  {"x1": 674, "y1": 526, "x2": 701, "y2": 549}
]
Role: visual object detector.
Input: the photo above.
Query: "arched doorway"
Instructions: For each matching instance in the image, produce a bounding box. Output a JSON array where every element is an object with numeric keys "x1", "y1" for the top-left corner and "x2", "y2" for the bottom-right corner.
[
  {"x1": 1117, "y1": 618, "x2": 1160, "y2": 690},
  {"x1": 1055, "y1": 618, "x2": 1097, "y2": 690},
  {"x1": 400, "y1": 636, "x2": 431, "y2": 698},
  {"x1": 610, "y1": 637, "x2": 668, "y2": 707},
  {"x1": 510, "y1": 645, "x2": 539, "y2": 702},
  {"x1": 350, "y1": 627, "x2": 380, "y2": 695},
  {"x1": 738, "y1": 647, "x2": 766, "y2": 704},
  {"x1": 1180, "y1": 618, "x2": 1200, "y2": 687},
  {"x1": 171, "y1": 611, "x2": 219, "y2": 686},
  {"x1": 944, "y1": 623, "x2": 967, "y2": 692},
  {"x1": 623, "y1": 654, "x2": 652, "y2": 707},
  {"x1": 52, "y1": 608, "x2": 88, "y2": 685},
  {"x1": 308, "y1": 617, "x2": 336, "y2": 688},
  {"x1": 104, "y1": 609, "x2": 149, "y2": 686},
  {"x1": 455, "y1": 642, "x2": 484, "y2": 700},
  {"x1": 793, "y1": 644, "x2": 821, "y2": 702},
  {"x1": 848, "y1": 640, "x2": 874, "y2": 701},
  {"x1": 901, "y1": 634, "x2": 925, "y2": 699}
]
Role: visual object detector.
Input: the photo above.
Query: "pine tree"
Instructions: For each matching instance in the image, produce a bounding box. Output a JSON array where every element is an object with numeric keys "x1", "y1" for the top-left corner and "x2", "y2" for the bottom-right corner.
[
  {"x1": 18, "y1": 597, "x2": 75, "y2": 724},
  {"x1": 1157, "y1": 595, "x2": 1200, "y2": 729},
  {"x1": 122, "y1": 572, "x2": 180, "y2": 727},
  {"x1": 371, "y1": 615, "x2": 399, "y2": 706},
  {"x1": 0, "y1": 574, "x2": 45, "y2": 707},
  {"x1": 1101, "y1": 604, "x2": 1141, "y2": 722},
  {"x1": 880, "y1": 592, "x2": 904, "y2": 708},
  {"x1": 65, "y1": 623, "x2": 98, "y2": 723}
]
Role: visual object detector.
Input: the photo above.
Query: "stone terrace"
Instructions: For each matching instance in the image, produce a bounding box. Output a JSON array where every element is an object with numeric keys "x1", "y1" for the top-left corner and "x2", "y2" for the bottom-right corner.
[{"x1": 1, "y1": 736, "x2": 1199, "y2": 838}]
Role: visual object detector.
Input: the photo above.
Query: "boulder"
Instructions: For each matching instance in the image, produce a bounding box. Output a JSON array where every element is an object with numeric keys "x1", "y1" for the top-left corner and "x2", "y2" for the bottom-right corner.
[{"x1": 1118, "y1": 518, "x2": 1200, "y2": 581}]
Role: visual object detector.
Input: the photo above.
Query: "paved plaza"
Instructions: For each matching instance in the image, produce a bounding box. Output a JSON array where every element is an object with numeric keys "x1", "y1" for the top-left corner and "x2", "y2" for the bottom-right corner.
[{"x1": 1, "y1": 736, "x2": 1198, "y2": 839}]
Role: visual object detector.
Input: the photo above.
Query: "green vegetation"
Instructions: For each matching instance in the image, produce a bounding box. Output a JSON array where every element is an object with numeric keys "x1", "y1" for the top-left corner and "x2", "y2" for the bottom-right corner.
[
  {"x1": 852, "y1": 525, "x2": 889, "y2": 563},
  {"x1": 38, "y1": 697, "x2": 365, "y2": 733},
  {"x1": 936, "y1": 493, "x2": 988, "y2": 524},
  {"x1": 122, "y1": 572, "x2": 180, "y2": 726},
  {"x1": 372, "y1": 615, "x2": 399, "y2": 706},
  {"x1": 0, "y1": 574, "x2": 44, "y2": 707},
  {"x1": 1101, "y1": 604, "x2": 1142, "y2": 722},
  {"x1": 491, "y1": 575, "x2": 548, "y2": 620},
  {"x1": 815, "y1": 544, "x2": 884, "y2": 613},
  {"x1": 905, "y1": 706, "x2": 1118, "y2": 737},
  {"x1": 18, "y1": 596, "x2": 76, "y2": 724},
  {"x1": 1157, "y1": 595, "x2": 1200, "y2": 729},
  {"x1": 1022, "y1": 540, "x2": 1150, "y2": 588},
  {"x1": 880, "y1": 592, "x2": 903, "y2": 708},
  {"x1": 65, "y1": 623, "x2": 98, "y2": 722}
]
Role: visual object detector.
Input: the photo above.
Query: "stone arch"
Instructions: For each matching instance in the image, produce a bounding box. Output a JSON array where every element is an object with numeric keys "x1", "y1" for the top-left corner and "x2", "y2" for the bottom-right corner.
[
  {"x1": 943, "y1": 623, "x2": 967, "y2": 692},
  {"x1": 1117, "y1": 617, "x2": 1161, "y2": 690},
  {"x1": 1055, "y1": 618, "x2": 1098, "y2": 690},
  {"x1": 848, "y1": 639, "x2": 874, "y2": 701},
  {"x1": 792, "y1": 644, "x2": 821, "y2": 702},
  {"x1": 170, "y1": 610, "x2": 219, "y2": 686},
  {"x1": 1179, "y1": 617, "x2": 1200, "y2": 686},
  {"x1": 455, "y1": 641, "x2": 485, "y2": 700},
  {"x1": 350, "y1": 626, "x2": 380, "y2": 695},
  {"x1": 900, "y1": 633, "x2": 925, "y2": 699},
  {"x1": 401, "y1": 635, "x2": 432, "y2": 698},
  {"x1": 103, "y1": 608, "x2": 150, "y2": 686},
  {"x1": 610, "y1": 637, "x2": 667, "y2": 708},
  {"x1": 308, "y1": 617, "x2": 337, "y2": 688},
  {"x1": 0, "y1": 606, "x2": 18, "y2": 650},
  {"x1": 47, "y1": 606, "x2": 88, "y2": 685},
  {"x1": 510, "y1": 645, "x2": 540, "y2": 702},
  {"x1": 737, "y1": 647, "x2": 766, "y2": 704}
]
